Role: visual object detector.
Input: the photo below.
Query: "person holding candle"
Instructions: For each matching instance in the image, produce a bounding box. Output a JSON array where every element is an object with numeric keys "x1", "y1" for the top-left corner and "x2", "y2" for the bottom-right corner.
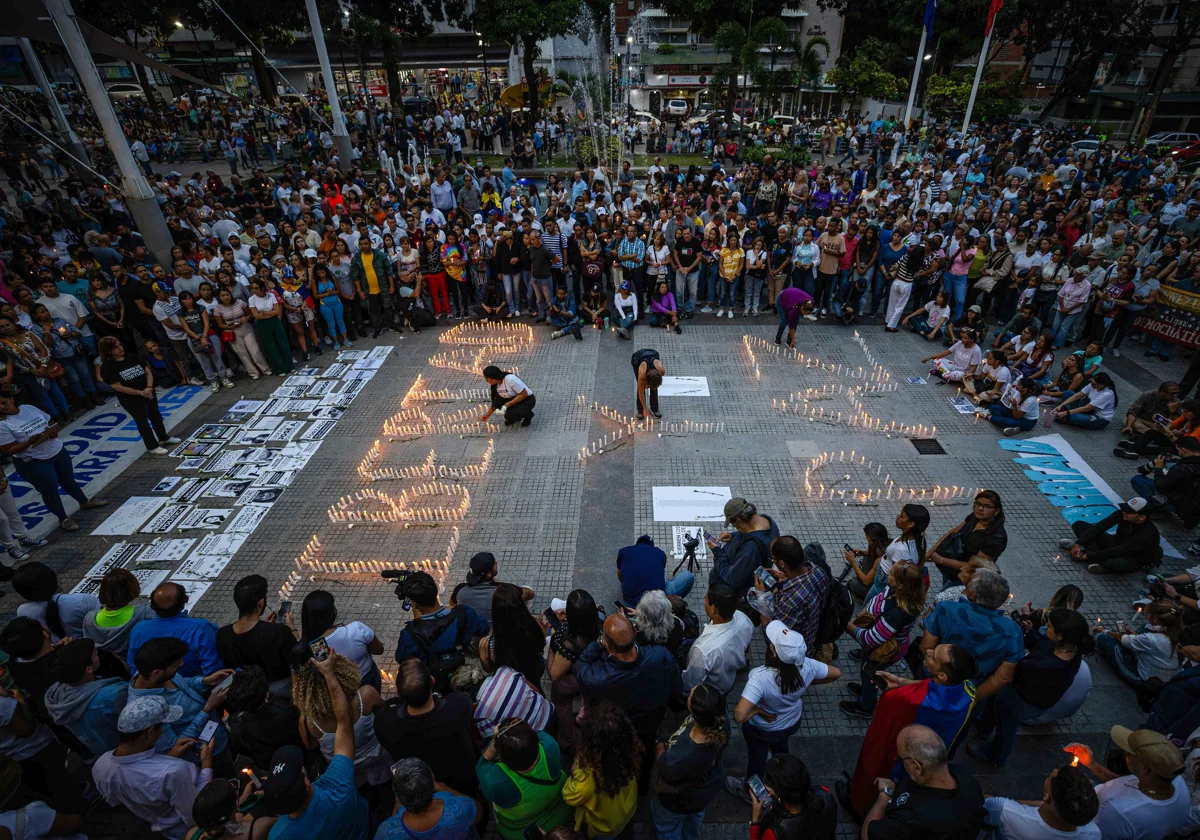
[
  {"x1": 480, "y1": 365, "x2": 535, "y2": 428},
  {"x1": 632, "y1": 348, "x2": 665, "y2": 420}
]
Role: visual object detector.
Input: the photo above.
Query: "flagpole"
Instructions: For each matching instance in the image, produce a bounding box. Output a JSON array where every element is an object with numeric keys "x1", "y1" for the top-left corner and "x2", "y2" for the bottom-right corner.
[
  {"x1": 903, "y1": 26, "x2": 928, "y2": 129},
  {"x1": 961, "y1": 27, "x2": 994, "y2": 133}
]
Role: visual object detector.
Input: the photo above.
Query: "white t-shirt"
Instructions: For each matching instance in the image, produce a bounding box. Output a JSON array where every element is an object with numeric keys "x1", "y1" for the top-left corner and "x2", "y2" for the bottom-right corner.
[
  {"x1": 1094, "y1": 775, "x2": 1190, "y2": 840},
  {"x1": 0, "y1": 801, "x2": 86, "y2": 840},
  {"x1": 949, "y1": 341, "x2": 983, "y2": 371},
  {"x1": 248, "y1": 294, "x2": 278, "y2": 314},
  {"x1": 496, "y1": 374, "x2": 530, "y2": 399},
  {"x1": 38, "y1": 294, "x2": 93, "y2": 337},
  {"x1": 0, "y1": 405, "x2": 62, "y2": 461},
  {"x1": 986, "y1": 797, "x2": 1101, "y2": 840},
  {"x1": 880, "y1": 537, "x2": 919, "y2": 577},
  {"x1": 740, "y1": 659, "x2": 828, "y2": 732},
  {"x1": 325, "y1": 621, "x2": 378, "y2": 680},
  {"x1": 982, "y1": 363, "x2": 1012, "y2": 389},
  {"x1": 924, "y1": 301, "x2": 950, "y2": 328},
  {"x1": 1080, "y1": 385, "x2": 1116, "y2": 422},
  {"x1": 1017, "y1": 395, "x2": 1041, "y2": 421}
]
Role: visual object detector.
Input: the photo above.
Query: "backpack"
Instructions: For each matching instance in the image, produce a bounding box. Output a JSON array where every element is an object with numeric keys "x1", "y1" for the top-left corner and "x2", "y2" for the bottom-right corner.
[
  {"x1": 405, "y1": 607, "x2": 470, "y2": 688},
  {"x1": 804, "y1": 544, "x2": 854, "y2": 647}
]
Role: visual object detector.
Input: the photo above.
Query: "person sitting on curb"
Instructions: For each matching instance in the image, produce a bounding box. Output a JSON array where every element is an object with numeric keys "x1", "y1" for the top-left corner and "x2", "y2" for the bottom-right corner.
[{"x1": 1058, "y1": 497, "x2": 1162, "y2": 575}]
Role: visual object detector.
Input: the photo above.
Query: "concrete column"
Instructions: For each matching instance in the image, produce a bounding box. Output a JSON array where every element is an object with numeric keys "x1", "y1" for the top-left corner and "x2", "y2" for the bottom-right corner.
[{"x1": 18, "y1": 38, "x2": 95, "y2": 183}]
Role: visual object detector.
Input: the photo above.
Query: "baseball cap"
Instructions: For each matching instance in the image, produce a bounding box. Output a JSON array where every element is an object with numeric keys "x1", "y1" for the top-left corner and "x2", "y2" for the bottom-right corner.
[
  {"x1": 303, "y1": 248, "x2": 318, "y2": 259},
  {"x1": 1110, "y1": 726, "x2": 1184, "y2": 777},
  {"x1": 723, "y1": 497, "x2": 753, "y2": 525},
  {"x1": 1119, "y1": 497, "x2": 1150, "y2": 514},
  {"x1": 466, "y1": 551, "x2": 497, "y2": 585},
  {"x1": 264, "y1": 745, "x2": 308, "y2": 814},
  {"x1": 152, "y1": 281, "x2": 171, "y2": 295},
  {"x1": 968, "y1": 305, "x2": 982, "y2": 313},
  {"x1": 118, "y1": 695, "x2": 184, "y2": 734},
  {"x1": 765, "y1": 620, "x2": 807, "y2": 664}
]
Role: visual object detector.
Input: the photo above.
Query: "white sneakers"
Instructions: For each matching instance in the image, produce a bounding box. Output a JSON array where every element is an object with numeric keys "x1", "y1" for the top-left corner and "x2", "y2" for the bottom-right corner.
[
  {"x1": 716, "y1": 309, "x2": 725, "y2": 317},
  {"x1": 727, "y1": 310, "x2": 734, "y2": 319},
  {"x1": 149, "y1": 446, "x2": 169, "y2": 455}
]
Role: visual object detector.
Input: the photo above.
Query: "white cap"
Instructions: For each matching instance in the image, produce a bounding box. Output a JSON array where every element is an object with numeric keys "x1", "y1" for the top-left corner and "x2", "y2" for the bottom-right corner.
[
  {"x1": 1120, "y1": 497, "x2": 1150, "y2": 514},
  {"x1": 765, "y1": 620, "x2": 807, "y2": 664},
  {"x1": 550, "y1": 598, "x2": 567, "y2": 612},
  {"x1": 303, "y1": 248, "x2": 318, "y2": 259}
]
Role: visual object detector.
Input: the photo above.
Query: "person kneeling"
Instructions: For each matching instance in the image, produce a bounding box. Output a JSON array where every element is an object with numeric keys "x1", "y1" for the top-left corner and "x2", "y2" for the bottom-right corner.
[
  {"x1": 547, "y1": 288, "x2": 583, "y2": 341},
  {"x1": 649, "y1": 282, "x2": 681, "y2": 335}
]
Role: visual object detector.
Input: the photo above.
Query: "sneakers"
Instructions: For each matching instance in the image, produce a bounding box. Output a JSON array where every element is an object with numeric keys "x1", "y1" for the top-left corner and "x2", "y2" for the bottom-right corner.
[
  {"x1": 1112, "y1": 347, "x2": 1122, "y2": 358},
  {"x1": 18, "y1": 536, "x2": 47, "y2": 548},
  {"x1": 701, "y1": 306, "x2": 713, "y2": 313},
  {"x1": 724, "y1": 776, "x2": 751, "y2": 803},
  {"x1": 839, "y1": 700, "x2": 872, "y2": 719},
  {"x1": 220, "y1": 377, "x2": 234, "y2": 389},
  {"x1": 343, "y1": 339, "x2": 354, "y2": 348},
  {"x1": 727, "y1": 309, "x2": 734, "y2": 319},
  {"x1": 751, "y1": 307, "x2": 759, "y2": 317},
  {"x1": 60, "y1": 518, "x2": 80, "y2": 532},
  {"x1": 1057, "y1": 539, "x2": 1077, "y2": 550},
  {"x1": 162, "y1": 436, "x2": 182, "y2": 444},
  {"x1": 550, "y1": 330, "x2": 563, "y2": 340},
  {"x1": 742, "y1": 307, "x2": 750, "y2": 317},
  {"x1": 803, "y1": 313, "x2": 818, "y2": 321},
  {"x1": 674, "y1": 325, "x2": 682, "y2": 334},
  {"x1": 574, "y1": 331, "x2": 583, "y2": 341},
  {"x1": 313, "y1": 345, "x2": 323, "y2": 356},
  {"x1": 5, "y1": 546, "x2": 29, "y2": 562},
  {"x1": 716, "y1": 308, "x2": 725, "y2": 318},
  {"x1": 1087, "y1": 563, "x2": 1108, "y2": 575},
  {"x1": 250, "y1": 373, "x2": 260, "y2": 380},
  {"x1": 1113, "y1": 448, "x2": 1140, "y2": 460},
  {"x1": 1002, "y1": 426, "x2": 1022, "y2": 436},
  {"x1": 820, "y1": 307, "x2": 828, "y2": 317},
  {"x1": 81, "y1": 498, "x2": 109, "y2": 509},
  {"x1": 616, "y1": 327, "x2": 630, "y2": 339},
  {"x1": 149, "y1": 446, "x2": 169, "y2": 455},
  {"x1": 187, "y1": 377, "x2": 205, "y2": 386},
  {"x1": 323, "y1": 336, "x2": 333, "y2": 346}
]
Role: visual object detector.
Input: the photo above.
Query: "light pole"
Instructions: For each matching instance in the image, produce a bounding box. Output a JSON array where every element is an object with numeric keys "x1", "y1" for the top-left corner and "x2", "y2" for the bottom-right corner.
[
  {"x1": 175, "y1": 21, "x2": 210, "y2": 88},
  {"x1": 478, "y1": 35, "x2": 490, "y2": 111},
  {"x1": 304, "y1": 0, "x2": 353, "y2": 163}
]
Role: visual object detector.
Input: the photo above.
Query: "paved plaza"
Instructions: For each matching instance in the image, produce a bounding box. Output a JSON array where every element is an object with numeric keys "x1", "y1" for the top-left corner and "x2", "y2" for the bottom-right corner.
[{"x1": 4, "y1": 315, "x2": 1186, "y2": 836}]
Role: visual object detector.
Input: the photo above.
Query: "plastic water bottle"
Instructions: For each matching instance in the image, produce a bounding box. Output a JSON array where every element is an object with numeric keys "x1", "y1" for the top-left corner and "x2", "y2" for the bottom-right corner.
[{"x1": 604, "y1": 317, "x2": 610, "y2": 328}]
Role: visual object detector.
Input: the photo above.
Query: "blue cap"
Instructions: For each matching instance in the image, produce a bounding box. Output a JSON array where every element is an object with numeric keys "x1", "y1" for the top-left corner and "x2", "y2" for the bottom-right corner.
[{"x1": 153, "y1": 281, "x2": 171, "y2": 295}]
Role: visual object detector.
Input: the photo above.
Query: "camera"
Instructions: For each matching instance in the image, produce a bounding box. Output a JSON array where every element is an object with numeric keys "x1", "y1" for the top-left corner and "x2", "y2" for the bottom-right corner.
[
  {"x1": 381, "y1": 569, "x2": 415, "y2": 608},
  {"x1": 683, "y1": 533, "x2": 699, "y2": 552}
]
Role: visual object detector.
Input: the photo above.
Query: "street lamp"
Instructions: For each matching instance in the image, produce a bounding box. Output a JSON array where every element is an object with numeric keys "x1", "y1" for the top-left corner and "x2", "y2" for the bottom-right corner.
[{"x1": 176, "y1": 20, "x2": 209, "y2": 87}]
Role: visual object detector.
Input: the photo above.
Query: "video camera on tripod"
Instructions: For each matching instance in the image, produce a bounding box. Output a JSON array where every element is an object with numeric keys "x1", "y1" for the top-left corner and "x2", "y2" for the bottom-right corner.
[{"x1": 381, "y1": 568, "x2": 417, "y2": 609}]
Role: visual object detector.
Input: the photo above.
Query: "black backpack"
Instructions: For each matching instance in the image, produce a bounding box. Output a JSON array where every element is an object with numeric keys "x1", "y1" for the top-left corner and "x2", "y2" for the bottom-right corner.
[
  {"x1": 405, "y1": 607, "x2": 470, "y2": 687},
  {"x1": 804, "y1": 544, "x2": 854, "y2": 647}
]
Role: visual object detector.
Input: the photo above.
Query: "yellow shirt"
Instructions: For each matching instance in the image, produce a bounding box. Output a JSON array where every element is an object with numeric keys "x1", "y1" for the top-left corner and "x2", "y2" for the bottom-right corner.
[
  {"x1": 719, "y1": 246, "x2": 744, "y2": 279},
  {"x1": 361, "y1": 252, "x2": 380, "y2": 294},
  {"x1": 561, "y1": 767, "x2": 637, "y2": 838}
]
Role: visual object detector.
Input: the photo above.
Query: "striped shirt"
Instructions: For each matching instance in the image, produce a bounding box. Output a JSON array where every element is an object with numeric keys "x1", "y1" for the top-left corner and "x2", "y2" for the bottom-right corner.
[
  {"x1": 472, "y1": 665, "x2": 552, "y2": 739},
  {"x1": 541, "y1": 231, "x2": 568, "y2": 265},
  {"x1": 850, "y1": 587, "x2": 918, "y2": 657}
]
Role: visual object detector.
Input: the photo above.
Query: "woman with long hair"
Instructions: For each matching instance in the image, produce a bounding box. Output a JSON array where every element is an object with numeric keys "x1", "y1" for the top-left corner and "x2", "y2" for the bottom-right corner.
[
  {"x1": 480, "y1": 582, "x2": 546, "y2": 685},
  {"x1": 864, "y1": 504, "x2": 930, "y2": 603},
  {"x1": 1053, "y1": 372, "x2": 1118, "y2": 430},
  {"x1": 843, "y1": 522, "x2": 891, "y2": 601},
  {"x1": 841, "y1": 561, "x2": 928, "y2": 718},
  {"x1": 176, "y1": 290, "x2": 232, "y2": 392},
  {"x1": 928, "y1": 490, "x2": 1008, "y2": 589},
  {"x1": 972, "y1": 609, "x2": 1097, "y2": 770},
  {"x1": 309, "y1": 263, "x2": 350, "y2": 349},
  {"x1": 563, "y1": 704, "x2": 642, "y2": 838},
  {"x1": 87, "y1": 273, "x2": 137, "y2": 352},
  {"x1": 12, "y1": 561, "x2": 98, "y2": 641},
  {"x1": 213, "y1": 287, "x2": 270, "y2": 380},
  {"x1": 292, "y1": 650, "x2": 393, "y2": 808},
  {"x1": 480, "y1": 364, "x2": 536, "y2": 427},
  {"x1": 1094, "y1": 599, "x2": 1180, "y2": 688},
  {"x1": 728, "y1": 621, "x2": 840, "y2": 800},
  {"x1": 650, "y1": 682, "x2": 729, "y2": 835},
  {"x1": 884, "y1": 244, "x2": 924, "y2": 331},
  {"x1": 547, "y1": 590, "x2": 604, "y2": 756},
  {"x1": 297, "y1": 589, "x2": 385, "y2": 692}
]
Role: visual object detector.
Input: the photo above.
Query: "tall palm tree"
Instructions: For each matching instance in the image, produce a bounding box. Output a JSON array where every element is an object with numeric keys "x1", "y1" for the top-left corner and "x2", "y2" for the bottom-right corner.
[
  {"x1": 789, "y1": 34, "x2": 830, "y2": 116},
  {"x1": 713, "y1": 16, "x2": 790, "y2": 129}
]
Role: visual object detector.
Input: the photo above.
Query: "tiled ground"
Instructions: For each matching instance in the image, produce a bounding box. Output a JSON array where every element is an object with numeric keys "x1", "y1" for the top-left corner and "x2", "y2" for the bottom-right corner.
[{"x1": 6, "y1": 315, "x2": 1184, "y2": 837}]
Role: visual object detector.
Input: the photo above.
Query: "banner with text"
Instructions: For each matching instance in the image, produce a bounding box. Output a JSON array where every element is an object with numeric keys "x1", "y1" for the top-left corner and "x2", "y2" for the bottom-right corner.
[{"x1": 1131, "y1": 285, "x2": 1200, "y2": 349}]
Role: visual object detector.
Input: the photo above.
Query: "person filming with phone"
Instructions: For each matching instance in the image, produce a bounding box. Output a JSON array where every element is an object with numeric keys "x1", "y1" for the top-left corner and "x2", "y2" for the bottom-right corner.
[
  {"x1": 707, "y1": 498, "x2": 780, "y2": 592},
  {"x1": 748, "y1": 755, "x2": 837, "y2": 840}
]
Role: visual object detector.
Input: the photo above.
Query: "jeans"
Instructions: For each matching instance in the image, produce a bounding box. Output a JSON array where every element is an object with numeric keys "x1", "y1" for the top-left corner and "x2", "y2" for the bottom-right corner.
[
  {"x1": 743, "y1": 274, "x2": 765, "y2": 312},
  {"x1": 699, "y1": 263, "x2": 719, "y2": 304},
  {"x1": 650, "y1": 794, "x2": 704, "y2": 840},
  {"x1": 775, "y1": 307, "x2": 797, "y2": 345},
  {"x1": 1096, "y1": 632, "x2": 1144, "y2": 687},
  {"x1": 942, "y1": 272, "x2": 969, "y2": 321},
  {"x1": 987, "y1": 405, "x2": 1037, "y2": 430},
  {"x1": 854, "y1": 266, "x2": 875, "y2": 313},
  {"x1": 12, "y1": 448, "x2": 89, "y2": 522},
  {"x1": 665, "y1": 571, "x2": 694, "y2": 598},
  {"x1": 1148, "y1": 337, "x2": 1175, "y2": 360},
  {"x1": 678, "y1": 270, "x2": 699, "y2": 312},
  {"x1": 814, "y1": 270, "x2": 836, "y2": 310},
  {"x1": 501, "y1": 273, "x2": 521, "y2": 312},
  {"x1": 869, "y1": 269, "x2": 891, "y2": 316},
  {"x1": 1051, "y1": 310, "x2": 1083, "y2": 348},
  {"x1": 793, "y1": 266, "x2": 816, "y2": 296},
  {"x1": 717, "y1": 276, "x2": 739, "y2": 309},
  {"x1": 532, "y1": 276, "x2": 553, "y2": 319},
  {"x1": 1131, "y1": 473, "x2": 1158, "y2": 502},
  {"x1": 318, "y1": 297, "x2": 347, "y2": 339},
  {"x1": 57, "y1": 354, "x2": 96, "y2": 400},
  {"x1": 742, "y1": 718, "x2": 801, "y2": 782},
  {"x1": 16, "y1": 373, "x2": 68, "y2": 420},
  {"x1": 1062, "y1": 411, "x2": 1110, "y2": 430}
]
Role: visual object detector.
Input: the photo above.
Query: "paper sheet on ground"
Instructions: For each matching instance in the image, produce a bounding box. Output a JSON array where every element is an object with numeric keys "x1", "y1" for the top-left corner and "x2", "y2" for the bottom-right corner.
[
  {"x1": 671, "y1": 526, "x2": 710, "y2": 560},
  {"x1": 657, "y1": 376, "x2": 711, "y2": 397},
  {"x1": 652, "y1": 486, "x2": 732, "y2": 522},
  {"x1": 92, "y1": 497, "x2": 168, "y2": 535}
]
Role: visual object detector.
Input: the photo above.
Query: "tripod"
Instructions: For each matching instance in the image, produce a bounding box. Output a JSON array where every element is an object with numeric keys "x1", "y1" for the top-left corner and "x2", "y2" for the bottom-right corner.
[{"x1": 672, "y1": 534, "x2": 702, "y2": 577}]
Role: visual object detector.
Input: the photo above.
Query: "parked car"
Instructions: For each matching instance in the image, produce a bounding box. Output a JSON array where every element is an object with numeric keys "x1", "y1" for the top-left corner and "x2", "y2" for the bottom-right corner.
[
  {"x1": 1145, "y1": 132, "x2": 1200, "y2": 153},
  {"x1": 1071, "y1": 139, "x2": 1100, "y2": 154},
  {"x1": 105, "y1": 82, "x2": 145, "y2": 99},
  {"x1": 1168, "y1": 140, "x2": 1200, "y2": 165},
  {"x1": 665, "y1": 99, "x2": 690, "y2": 117},
  {"x1": 733, "y1": 99, "x2": 756, "y2": 119},
  {"x1": 630, "y1": 109, "x2": 662, "y2": 132}
]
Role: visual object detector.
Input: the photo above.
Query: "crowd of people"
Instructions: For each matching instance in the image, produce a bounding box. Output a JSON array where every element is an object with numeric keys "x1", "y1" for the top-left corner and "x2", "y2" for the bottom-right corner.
[{"x1": 6, "y1": 62, "x2": 1200, "y2": 838}]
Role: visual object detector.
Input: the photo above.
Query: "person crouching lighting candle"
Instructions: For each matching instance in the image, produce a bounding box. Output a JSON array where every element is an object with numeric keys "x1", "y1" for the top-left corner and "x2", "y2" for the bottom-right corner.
[{"x1": 480, "y1": 365, "x2": 536, "y2": 428}]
